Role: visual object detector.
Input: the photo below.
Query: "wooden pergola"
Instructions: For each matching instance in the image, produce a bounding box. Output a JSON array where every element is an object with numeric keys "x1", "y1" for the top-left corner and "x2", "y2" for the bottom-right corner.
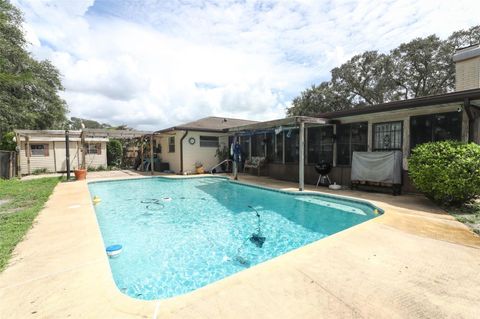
[
  {"x1": 229, "y1": 116, "x2": 332, "y2": 191},
  {"x1": 80, "y1": 129, "x2": 156, "y2": 174}
]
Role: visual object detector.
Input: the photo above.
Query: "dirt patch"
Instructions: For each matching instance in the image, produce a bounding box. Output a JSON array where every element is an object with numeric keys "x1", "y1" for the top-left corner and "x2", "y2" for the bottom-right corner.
[{"x1": 0, "y1": 199, "x2": 10, "y2": 209}]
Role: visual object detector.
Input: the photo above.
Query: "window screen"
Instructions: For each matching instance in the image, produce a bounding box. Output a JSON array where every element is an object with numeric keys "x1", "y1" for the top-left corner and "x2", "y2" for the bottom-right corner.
[
  {"x1": 265, "y1": 132, "x2": 274, "y2": 162},
  {"x1": 284, "y1": 129, "x2": 299, "y2": 163},
  {"x1": 307, "y1": 126, "x2": 334, "y2": 164},
  {"x1": 336, "y1": 122, "x2": 368, "y2": 165},
  {"x1": 275, "y1": 132, "x2": 283, "y2": 163},
  {"x1": 251, "y1": 134, "x2": 265, "y2": 157},
  {"x1": 240, "y1": 136, "x2": 250, "y2": 159},
  {"x1": 410, "y1": 112, "x2": 462, "y2": 151}
]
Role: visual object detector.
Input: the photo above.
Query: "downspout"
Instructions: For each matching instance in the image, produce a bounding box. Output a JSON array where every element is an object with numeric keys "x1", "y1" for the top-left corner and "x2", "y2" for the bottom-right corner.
[{"x1": 180, "y1": 130, "x2": 189, "y2": 173}]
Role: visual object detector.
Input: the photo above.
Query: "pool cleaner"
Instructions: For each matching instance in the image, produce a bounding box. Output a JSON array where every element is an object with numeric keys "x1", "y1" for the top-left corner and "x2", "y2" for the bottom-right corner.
[{"x1": 248, "y1": 205, "x2": 266, "y2": 248}]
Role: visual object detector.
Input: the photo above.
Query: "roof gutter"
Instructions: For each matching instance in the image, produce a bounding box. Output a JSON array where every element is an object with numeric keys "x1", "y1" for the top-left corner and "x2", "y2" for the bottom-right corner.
[{"x1": 179, "y1": 130, "x2": 189, "y2": 173}]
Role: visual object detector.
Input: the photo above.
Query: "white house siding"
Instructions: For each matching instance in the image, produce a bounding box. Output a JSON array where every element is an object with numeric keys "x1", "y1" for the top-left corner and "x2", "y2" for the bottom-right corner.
[
  {"x1": 156, "y1": 132, "x2": 182, "y2": 173},
  {"x1": 19, "y1": 141, "x2": 56, "y2": 174},
  {"x1": 51, "y1": 141, "x2": 81, "y2": 171},
  {"x1": 18, "y1": 139, "x2": 107, "y2": 175},
  {"x1": 182, "y1": 131, "x2": 229, "y2": 173},
  {"x1": 84, "y1": 142, "x2": 107, "y2": 169},
  {"x1": 154, "y1": 131, "x2": 230, "y2": 174},
  {"x1": 334, "y1": 104, "x2": 469, "y2": 170}
]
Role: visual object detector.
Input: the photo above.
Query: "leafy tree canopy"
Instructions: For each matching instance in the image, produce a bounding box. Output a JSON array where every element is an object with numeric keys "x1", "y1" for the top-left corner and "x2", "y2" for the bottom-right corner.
[
  {"x1": 0, "y1": 0, "x2": 67, "y2": 135},
  {"x1": 288, "y1": 25, "x2": 480, "y2": 116}
]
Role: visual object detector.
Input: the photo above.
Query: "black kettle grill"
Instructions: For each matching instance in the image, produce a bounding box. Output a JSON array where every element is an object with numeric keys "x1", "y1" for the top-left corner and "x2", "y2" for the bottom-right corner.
[{"x1": 315, "y1": 162, "x2": 332, "y2": 187}]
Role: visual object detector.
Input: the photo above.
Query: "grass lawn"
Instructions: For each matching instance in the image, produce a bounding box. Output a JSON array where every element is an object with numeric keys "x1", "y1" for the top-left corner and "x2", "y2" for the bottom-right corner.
[
  {"x1": 0, "y1": 177, "x2": 61, "y2": 272},
  {"x1": 446, "y1": 201, "x2": 480, "y2": 236}
]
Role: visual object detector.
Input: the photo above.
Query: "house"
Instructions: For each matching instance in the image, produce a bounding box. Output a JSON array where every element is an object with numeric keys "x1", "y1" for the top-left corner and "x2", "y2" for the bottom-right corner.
[
  {"x1": 226, "y1": 44, "x2": 480, "y2": 192},
  {"x1": 154, "y1": 117, "x2": 257, "y2": 173},
  {"x1": 14, "y1": 130, "x2": 108, "y2": 175}
]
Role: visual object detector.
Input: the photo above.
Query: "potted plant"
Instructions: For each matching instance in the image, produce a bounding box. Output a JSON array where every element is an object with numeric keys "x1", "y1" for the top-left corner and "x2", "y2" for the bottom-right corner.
[
  {"x1": 195, "y1": 161, "x2": 205, "y2": 174},
  {"x1": 74, "y1": 165, "x2": 87, "y2": 180}
]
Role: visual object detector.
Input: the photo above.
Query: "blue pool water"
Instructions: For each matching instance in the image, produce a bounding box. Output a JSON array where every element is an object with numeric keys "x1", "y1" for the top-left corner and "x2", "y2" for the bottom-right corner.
[{"x1": 89, "y1": 177, "x2": 380, "y2": 300}]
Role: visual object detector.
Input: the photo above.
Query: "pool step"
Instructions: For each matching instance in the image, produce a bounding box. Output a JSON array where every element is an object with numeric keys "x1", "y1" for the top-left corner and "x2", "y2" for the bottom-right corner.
[{"x1": 295, "y1": 197, "x2": 366, "y2": 215}]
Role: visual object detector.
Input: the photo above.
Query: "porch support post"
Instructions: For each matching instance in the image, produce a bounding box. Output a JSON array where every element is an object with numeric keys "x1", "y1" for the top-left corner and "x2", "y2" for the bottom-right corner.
[
  {"x1": 80, "y1": 131, "x2": 86, "y2": 169},
  {"x1": 233, "y1": 135, "x2": 238, "y2": 180},
  {"x1": 15, "y1": 132, "x2": 21, "y2": 177},
  {"x1": 26, "y1": 135, "x2": 31, "y2": 175},
  {"x1": 464, "y1": 98, "x2": 474, "y2": 142},
  {"x1": 150, "y1": 134, "x2": 154, "y2": 175},
  {"x1": 299, "y1": 121, "x2": 305, "y2": 191},
  {"x1": 140, "y1": 137, "x2": 144, "y2": 172}
]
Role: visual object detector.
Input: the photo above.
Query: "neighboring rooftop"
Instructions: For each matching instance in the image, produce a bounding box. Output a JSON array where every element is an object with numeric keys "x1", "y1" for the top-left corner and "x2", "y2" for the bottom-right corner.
[{"x1": 156, "y1": 116, "x2": 258, "y2": 133}]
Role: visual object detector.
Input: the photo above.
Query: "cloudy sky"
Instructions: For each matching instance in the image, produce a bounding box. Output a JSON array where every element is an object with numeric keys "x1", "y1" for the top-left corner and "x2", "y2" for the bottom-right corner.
[{"x1": 13, "y1": 0, "x2": 480, "y2": 130}]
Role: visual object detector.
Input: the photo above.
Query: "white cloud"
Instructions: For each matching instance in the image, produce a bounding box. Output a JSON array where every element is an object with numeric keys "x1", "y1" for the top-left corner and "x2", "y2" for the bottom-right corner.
[{"x1": 12, "y1": 0, "x2": 480, "y2": 130}]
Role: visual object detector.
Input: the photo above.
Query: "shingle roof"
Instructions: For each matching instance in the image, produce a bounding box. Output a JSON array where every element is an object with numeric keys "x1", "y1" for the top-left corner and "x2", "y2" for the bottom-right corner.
[{"x1": 156, "y1": 116, "x2": 258, "y2": 133}]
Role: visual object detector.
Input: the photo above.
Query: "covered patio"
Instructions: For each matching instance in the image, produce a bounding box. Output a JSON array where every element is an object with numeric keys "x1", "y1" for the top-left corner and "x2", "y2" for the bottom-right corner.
[{"x1": 229, "y1": 116, "x2": 332, "y2": 191}]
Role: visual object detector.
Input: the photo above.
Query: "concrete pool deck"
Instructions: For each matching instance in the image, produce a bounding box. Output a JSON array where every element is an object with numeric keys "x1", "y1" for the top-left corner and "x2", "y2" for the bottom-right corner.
[{"x1": 1, "y1": 171, "x2": 479, "y2": 318}]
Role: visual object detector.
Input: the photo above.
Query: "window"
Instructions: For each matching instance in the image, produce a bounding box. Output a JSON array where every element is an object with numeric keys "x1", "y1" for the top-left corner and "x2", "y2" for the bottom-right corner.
[
  {"x1": 410, "y1": 112, "x2": 462, "y2": 151},
  {"x1": 265, "y1": 132, "x2": 275, "y2": 162},
  {"x1": 86, "y1": 143, "x2": 101, "y2": 155},
  {"x1": 373, "y1": 121, "x2": 403, "y2": 151},
  {"x1": 307, "y1": 126, "x2": 334, "y2": 164},
  {"x1": 251, "y1": 134, "x2": 265, "y2": 157},
  {"x1": 284, "y1": 129, "x2": 299, "y2": 163},
  {"x1": 336, "y1": 122, "x2": 368, "y2": 166},
  {"x1": 200, "y1": 136, "x2": 219, "y2": 147},
  {"x1": 29, "y1": 144, "x2": 49, "y2": 156},
  {"x1": 274, "y1": 132, "x2": 283, "y2": 162},
  {"x1": 168, "y1": 136, "x2": 175, "y2": 153},
  {"x1": 240, "y1": 136, "x2": 250, "y2": 160}
]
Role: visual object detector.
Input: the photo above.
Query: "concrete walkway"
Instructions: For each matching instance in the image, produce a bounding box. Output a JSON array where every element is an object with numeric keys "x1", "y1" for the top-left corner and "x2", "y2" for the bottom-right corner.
[{"x1": 1, "y1": 171, "x2": 479, "y2": 318}]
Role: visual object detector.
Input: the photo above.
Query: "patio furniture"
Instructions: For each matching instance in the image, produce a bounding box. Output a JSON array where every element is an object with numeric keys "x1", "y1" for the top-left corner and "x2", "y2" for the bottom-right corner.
[
  {"x1": 244, "y1": 157, "x2": 266, "y2": 176},
  {"x1": 315, "y1": 162, "x2": 332, "y2": 187}
]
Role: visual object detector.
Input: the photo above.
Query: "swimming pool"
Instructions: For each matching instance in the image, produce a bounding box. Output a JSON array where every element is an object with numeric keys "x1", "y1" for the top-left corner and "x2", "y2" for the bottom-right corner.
[{"x1": 89, "y1": 177, "x2": 381, "y2": 300}]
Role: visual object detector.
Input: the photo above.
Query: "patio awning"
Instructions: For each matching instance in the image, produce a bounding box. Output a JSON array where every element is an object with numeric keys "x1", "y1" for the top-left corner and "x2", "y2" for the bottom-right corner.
[
  {"x1": 228, "y1": 116, "x2": 332, "y2": 192},
  {"x1": 228, "y1": 116, "x2": 331, "y2": 133}
]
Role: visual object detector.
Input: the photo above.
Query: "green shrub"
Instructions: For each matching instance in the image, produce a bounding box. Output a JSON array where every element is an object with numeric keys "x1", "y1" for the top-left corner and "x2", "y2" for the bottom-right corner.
[
  {"x1": 408, "y1": 141, "x2": 480, "y2": 205},
  {"x1": 0, "y1": 132, "x2": 16, "y2": 151},
  {"x1": 107, "y1": 139, "x2": 123, "y2": 166}
]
